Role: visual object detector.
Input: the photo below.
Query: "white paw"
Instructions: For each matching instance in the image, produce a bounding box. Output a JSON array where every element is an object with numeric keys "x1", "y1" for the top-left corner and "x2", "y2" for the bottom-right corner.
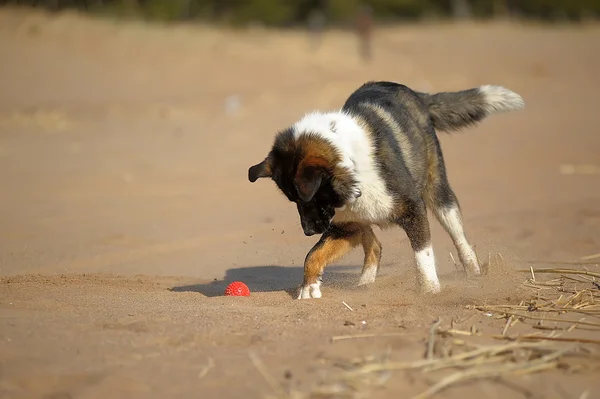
[
  {"x1": 415, "y1": 245, "x2": 442, "y2": 294},
  {"x1": 458, "y1": 246, "x2": 481, "y2": 276},
  {"x1": 297, "y1": 282, "x2": 322, "y2": 299},
  {"x1": 466, "y1": 262, "x2": 481, "y2": 277},
  {"x1": 358, "y1": 266, "x2": 377, "y2": 286},
  {"x1": 421, "y1": 278, "x2": 441, "y2": 294}
]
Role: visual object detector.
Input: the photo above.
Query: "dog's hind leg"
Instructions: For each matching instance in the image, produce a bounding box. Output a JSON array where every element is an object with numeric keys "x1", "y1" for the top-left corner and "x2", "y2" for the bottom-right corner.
[
  {"x1": 397, "y1": 198, "x2": 441, "y2": 294},
  {"x1": 428, "y1": 181, "x2": 481, "y2": 277},
  {"x1": 357, "y1": 225, "x2": 382, "y2": 286},
  {"x1": 423, "y1": 136, "x2": 481, "y2": 277},
  {"x1": 298, "y1": 222, "x2": 362, "y2": 299}
]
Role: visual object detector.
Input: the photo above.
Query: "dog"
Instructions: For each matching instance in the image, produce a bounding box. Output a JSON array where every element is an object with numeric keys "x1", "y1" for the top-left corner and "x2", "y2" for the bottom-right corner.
[{"x1": 248, "y1": 81, "x2": 524, "y2": 299}]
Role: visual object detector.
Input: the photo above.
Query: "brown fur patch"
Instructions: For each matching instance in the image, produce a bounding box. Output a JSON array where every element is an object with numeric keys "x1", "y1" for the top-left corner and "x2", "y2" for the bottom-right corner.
[
  {"x1": 251, "y1": 127, "x2": 360, "y2": 204},
  {"x1": 294, "y1": 156, "x2": 332, "y2": 201},
  {"x1": 295, "y1": 135, "x2": 340, "y2": 164},
  {"x1": 293, "y1": 135, "x2": 359, "y2": 203},
  {"x1": 296, "y1": 155, "x2": 332, "y2": 174},
  {"x1": 360, "y1": 225, "x2": 382, "y2": 269}
]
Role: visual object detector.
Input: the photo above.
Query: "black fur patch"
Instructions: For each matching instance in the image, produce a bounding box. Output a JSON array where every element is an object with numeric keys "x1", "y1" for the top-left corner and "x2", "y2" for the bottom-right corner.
[
  {"x1": 341, "y1": 81, "x2": 434, "y2": 215},
  {"x1": 417, "y1": 88, "x2": 488, "y2": 133},
  {"x1": 253, "y1": 128, "x2": 346, "y2": 236}
]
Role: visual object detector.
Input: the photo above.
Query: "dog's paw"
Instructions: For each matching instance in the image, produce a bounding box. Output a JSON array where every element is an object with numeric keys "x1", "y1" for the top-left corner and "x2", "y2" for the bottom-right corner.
[
  {"x1": 458, "y1": 247, "x2": 481, "y2": 277},
  {"x1": 357, "y1": 266, "x2": 377, "y2": 286},
  {"x1": 297, "y1": 283, "x2": 322, "y2": 299},
  {"x1": 420, "y1": 279, "x2": 442, "y2": 295},
  {"x1": 465, "y1": 261, "x2": 482, "y2": 277}
]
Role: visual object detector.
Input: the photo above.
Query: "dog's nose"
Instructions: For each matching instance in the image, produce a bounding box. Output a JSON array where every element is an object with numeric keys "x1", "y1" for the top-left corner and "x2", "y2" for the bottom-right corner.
[{"x1": 303, "y1": 227, "x2": 316, "y2": 236}]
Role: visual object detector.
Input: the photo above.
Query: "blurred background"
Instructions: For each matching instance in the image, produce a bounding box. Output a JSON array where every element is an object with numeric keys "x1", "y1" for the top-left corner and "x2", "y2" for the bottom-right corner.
[
  {"x1": 2, "y1": 0, "x2": 600, "y2": 25},
  {"x1": 1, "y1": 2, "x2": 600, "y2": 398},
  {"x1": 0, "y1": 0, "x2": 599, "y2": 280}
]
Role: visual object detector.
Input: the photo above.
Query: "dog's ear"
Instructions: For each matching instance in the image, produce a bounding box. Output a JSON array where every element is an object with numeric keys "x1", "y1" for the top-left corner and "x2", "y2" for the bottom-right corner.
[
  {"x1": 248, "y1": 156, "x2": 273, "y2": 182},
  {"x1": 294, "y1": 156, "x2": 329, "y2": 202}
]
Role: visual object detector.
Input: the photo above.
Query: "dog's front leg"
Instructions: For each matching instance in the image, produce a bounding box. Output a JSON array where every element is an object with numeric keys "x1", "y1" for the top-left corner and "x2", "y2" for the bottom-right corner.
[
  {"x1": 357, "y1": 225, "x2": 382, "y2": 286},
  {"x1": 297, "y1": 223, "x2": 362, "y2": 299}
]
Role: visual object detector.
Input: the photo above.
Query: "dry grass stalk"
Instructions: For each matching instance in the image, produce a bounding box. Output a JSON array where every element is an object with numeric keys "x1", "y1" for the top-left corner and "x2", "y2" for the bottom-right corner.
[
  {"x1": 341, "y1": 341, "x2": 550, "y2": 377},
  {"x1": 308, "y1": 265, "x2": 600, "y2": 399},
  {"x1": 476, "y1": 306, "x2": 600, "y2": 329},
  {"x1": 562, "y1": 275, "x2": 594, "y2": 285},
  {"x1": 332, "y1": 336, "x2": 591, "y2": 399},
  {"x1": 427, "y1": 318, "x2": 443, "y2": 360},
  {"x1": 559, "y1": 164, "x2": 600, "y2": 175},
  {"x1": 502, "y1": 315, "x2": 515, "y2": 336},
  {"x1": 449, "y1": 252, "x2": 460, "y2": 273},
  {"x1": 580, "y1": 253, "x2": 600, "y2": 261},
  {"x1": 317, "y1": 335, "x2": 597, "y2": 398},
  {"x1": 521, "y1": 265, "x2": 600, "y2": 273},
  {"x1": 474, "y1": 271, "x2": 600, "y2": 336},
  {"x1": 198, "y1": 356, "x2": 215, "y2": 379},
  {"x1": 331, "y1": 332, "x2": 406, "y2": 342},
  {"x1": 412, "y1": 346, "x2": 571, "y2": 399},
  {"x1": 474, "y1": 308, "x2": 600, "y2": 329},
  {"x1": 249, "y1": 350, "x2": 298, "y2": 399},
  {"x1": 441, "y1": 327, "x2": 600, "y2": 346}
]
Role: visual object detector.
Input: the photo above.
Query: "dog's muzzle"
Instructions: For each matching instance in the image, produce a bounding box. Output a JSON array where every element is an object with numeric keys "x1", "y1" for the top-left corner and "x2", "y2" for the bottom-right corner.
[
  {"x1": 303, "y1": 227, "x2": 317, "y2": 237},
  {"x1": 302, "y1": 221, "x2": 329, "y2": 237}
]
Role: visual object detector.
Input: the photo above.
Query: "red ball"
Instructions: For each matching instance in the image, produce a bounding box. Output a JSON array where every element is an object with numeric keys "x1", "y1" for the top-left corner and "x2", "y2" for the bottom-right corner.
[{"x1": 224, "y1": 281, "x2": 251, "y2": 297}]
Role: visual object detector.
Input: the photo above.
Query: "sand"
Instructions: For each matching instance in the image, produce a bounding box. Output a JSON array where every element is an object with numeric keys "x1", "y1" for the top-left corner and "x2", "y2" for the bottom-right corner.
[{"x1": 1, "y1": 7, "x2": 600, "y2": 399}]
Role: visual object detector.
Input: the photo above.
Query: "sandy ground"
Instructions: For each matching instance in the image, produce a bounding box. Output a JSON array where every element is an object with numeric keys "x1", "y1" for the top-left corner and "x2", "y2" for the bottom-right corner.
[{"x1": 1, "y1": 7, "x2": 600, "y2": 399}]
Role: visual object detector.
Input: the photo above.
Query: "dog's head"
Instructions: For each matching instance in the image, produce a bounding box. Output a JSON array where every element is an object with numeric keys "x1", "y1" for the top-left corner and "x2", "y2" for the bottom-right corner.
[{"x1": 248, "y1": 129, "x2": 360, "y2": 237}]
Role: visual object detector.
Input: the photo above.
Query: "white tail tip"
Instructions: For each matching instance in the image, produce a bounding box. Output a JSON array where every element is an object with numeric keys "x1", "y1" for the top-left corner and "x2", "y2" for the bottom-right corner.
[{"x1": 479, "y1": 85, "x2": 525, "y2": 114}]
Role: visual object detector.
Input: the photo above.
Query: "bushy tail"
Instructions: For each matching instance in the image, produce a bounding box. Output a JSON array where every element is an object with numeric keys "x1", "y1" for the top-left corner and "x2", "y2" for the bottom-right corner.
[{"x1": 418, "y1": 85, "x2": 525, "y2": 133}]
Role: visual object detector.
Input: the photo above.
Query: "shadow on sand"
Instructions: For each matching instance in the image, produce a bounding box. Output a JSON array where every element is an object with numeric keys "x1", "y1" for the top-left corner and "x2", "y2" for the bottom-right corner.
[{"x1": 170, "y1": 264, "x2": 367, "y2": 298}]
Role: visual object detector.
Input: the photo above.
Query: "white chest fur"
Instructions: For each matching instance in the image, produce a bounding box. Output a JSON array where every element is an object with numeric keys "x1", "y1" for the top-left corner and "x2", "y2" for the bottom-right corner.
[
  {"x1": 333, "y1": 195, "x2": 395, "y2": 226},
  {"x1": 293, "y1": 111, "x2": 395, "y2": 225}
]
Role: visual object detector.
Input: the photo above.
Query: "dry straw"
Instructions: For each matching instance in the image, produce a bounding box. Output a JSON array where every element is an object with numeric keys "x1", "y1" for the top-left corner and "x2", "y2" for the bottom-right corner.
[{"x1": 303, "y1": 265, "x2": 600, "y2": 399}]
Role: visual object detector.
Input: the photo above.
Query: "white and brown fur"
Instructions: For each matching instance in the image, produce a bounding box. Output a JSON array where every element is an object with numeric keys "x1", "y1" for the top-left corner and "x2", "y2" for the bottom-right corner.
[{"x1": 248, "y1": 81, "x2": 525, "y2": 299}]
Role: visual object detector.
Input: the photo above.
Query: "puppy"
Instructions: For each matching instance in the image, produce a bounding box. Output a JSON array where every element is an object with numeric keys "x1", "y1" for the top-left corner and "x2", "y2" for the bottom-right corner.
[{"x1": 248, "y1": 81, "x2": 524, "y2": 299}]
